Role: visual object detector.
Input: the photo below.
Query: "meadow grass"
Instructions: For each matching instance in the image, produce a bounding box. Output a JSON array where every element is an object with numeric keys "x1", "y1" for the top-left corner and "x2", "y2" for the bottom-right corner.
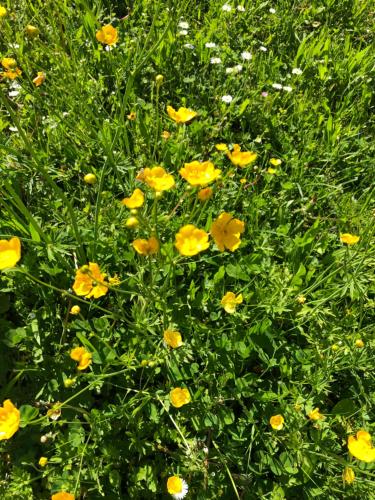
[{"x1": 0, "y1": 0, "x2": 374, "y2": 498}]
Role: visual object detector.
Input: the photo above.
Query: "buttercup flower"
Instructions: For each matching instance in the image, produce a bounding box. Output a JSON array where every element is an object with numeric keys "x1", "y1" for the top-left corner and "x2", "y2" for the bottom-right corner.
[
  {"x1": 72, "y1": 262, "x2": 108, "y2": 299},
  {"x1": 33, "y1": 71, "x2": 46, "y2": 87},
  {"x1": 348, "y1": 431, "x2": 375, "y2": 462},
  {"x1": 1, "y1": 58, "x2": 17, "y2": 70},
  {"x1": 170, "y1": 388, "x2": 191, "y2": 408},
  {"x1": 198, "y1": 187, "x2": 213, "y2": 202},
  {"x1": 343, "y1": 466, "x2": 355, "y2": 484},
  {"x1": 270, "y1": 414, "x2": 284, "y2": 430},
  {"x1": 270, "y1": 158, "x2": 282, "y2": 166},
  {"x1": 0, "y1": 237, "x2": 21, "y2": 270},
  {"x1": 70, "y1": 346, "x2": 92, "y2": 371},
  {"x1": 70, "y1": 305, "x2": 81, "y2": 315},
  {"x1": 127, "y1": 111, "x2": 136, "y2": 120},
  {"x1": 0, "y1": 5, "x2": 7, "y2": 17},
  {"x1": 340, "y1": 233, "x2": 360, "y2": 245},
  {"x1": 125, "y1": 216, "x2": 139, "y2": 228},
  {"x1": 179, "y1": 160, "x2": 221, "y2": 186},
  {"x1": 96, "y1": 25, "x2": 118, "y2": 45},
  {"x1": 164, "y1": 330, "x2": 183, "y2": 348},
  {"x1": 167, "y1": 476, "x2": 189, "y2": 499},
  {"x1": 3, "y1": 68, "x2": 22, "y2": 80},
  {"x1": 83, "y1": 173, "x2": 97, "y2": 184},
  {"x1": 38, "y1": 457, "x2": 48, "y2": 467},
  {"x1": 221, "y1": 292, "x2": 243, "y2": 314},
  {"x1": 51, "y1": 493, "x2": 75, "y2": 500},
  {"x1": 132, "y1": 237, "x2": 159, "y2": 255},
  {"x1": 215, "y1": 143, "x2": 228, "y2": 151},
  {"x1": 175, "y1": 225, "x2": 210, "y2": 256},
  {"x1": 167, "y1": 105, "x2": 197, "y2": 124},
  {"x1": 211, "y1": 212, "x2": 245, "y2": 252},
  {"x1": 308, "y1": 408, "x2": 324, "y2": 421},
  {"x1": 227, "y1": 144, "x2": 257, "y2": 167},
  {"x1": 122, "y1": 188, "x2": 145, "y2": 208},
  {"x1": 161, "y1": 130, "x2": 171, "y2": 140},
  {"x1": 136, "y1": 167, "x2": 175, "y2": 191},
  {"x1": 26, "y1": 25, "x2": 40, "y2": 38},
  {"x1": 355, "y1": 339, "x2": 364, "y2": 348},
  {"x1": 0, "y1": 400, "x2": 20, "y2": 440}
]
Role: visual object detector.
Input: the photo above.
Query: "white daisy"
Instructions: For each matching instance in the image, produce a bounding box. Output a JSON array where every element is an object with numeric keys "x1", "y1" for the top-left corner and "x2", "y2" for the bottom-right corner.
[
  {"x1": 283, "y1": 85, "x2": 293, "y2": 92},
  {"x1": 237, "y1": 5, "x2": 245, "y2": 11},
  {"x1": 221, "y1": 95, "x2": 233, "y2": 103},
  {"x1": 272, "y1": 83, "x2": 282, "y2": 89},
  {"x1": 269, "y1": 8, "x2": 276, "y2": 14},
  {"x1": 205, "y1": 42, "x2": 216, "y2": 48},
  {"x1": 234, "y1": 64, "x2": 243, "y2": 72},
  {"x1": 178, "y1": 21, "x2": 189, "y2": 29},
  {"x1": 259, "y1": 46, "x2": 268, "y2": 52},
  {"x1": 226, "y1": 67, "x2": 234, "y2": 74},
  {"x1": 241, "y1": 51, "x2": 252, "y2": 60},
  {"x1": 184, "y1": 43, "x2": 195, "y2": 50},
  {"x1": 210, "y1": 57, "x2": 222, "y2": 64},
  {"x1": 179, "y1": 30, "x2": 188, "y2": 36},
  {"x1": 292, "y1": 67, "x2": 303, "y2": 75},
  {"x1": 8, "y1": 90, "x2": 19, "y2": 97},
  {"x1": 222, "y1": 4, "x2": 232, "y2": 12},
  {"x1": 167, "y1": 477, "x2": 189, "y2": 500}
]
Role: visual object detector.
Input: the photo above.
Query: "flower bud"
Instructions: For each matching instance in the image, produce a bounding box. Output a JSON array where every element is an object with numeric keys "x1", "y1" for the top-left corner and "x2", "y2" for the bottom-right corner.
[
  {"x1": 38, "y1": 456, "x2": 48, "y2": 467},
  {"x1": 125, "y1": 216, "x2": 139, "y2": 228},
  {"x1": 355, "y1": 339, "x2": 364, "y2": 348},
  {"x1": 64, "y1": 378, "x2": 76, "y2": 388},
  {"x1": 70, "y1": 305, "x2": 81, "y2": 315},
  {"x1": 84, "y1": 173, "x2": 97, "y2": 185},
  {"x1": 26, "y1": 25, "x2": 40, "y2": 38},
  {"x1": 155, "y1": 74, "x2": 164, "y2": 86}
]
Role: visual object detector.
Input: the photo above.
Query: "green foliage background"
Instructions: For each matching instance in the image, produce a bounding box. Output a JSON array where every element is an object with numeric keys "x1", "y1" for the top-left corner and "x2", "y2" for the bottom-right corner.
[{"x1": 0, "y1": 0, "x2": 374, "y2": 498}]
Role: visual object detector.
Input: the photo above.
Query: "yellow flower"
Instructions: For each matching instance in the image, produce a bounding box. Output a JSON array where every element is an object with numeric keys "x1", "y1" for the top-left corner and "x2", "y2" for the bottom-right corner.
[
  {"x1": 215, "y1": 143, "x2": 228, "y2": 151},
  {"x1": 127, "y1": 111, "x2": 136, "y2": 120},
  {"x1": 340, "y1": 233, "x2": 360, "y2": 245},
  {"x1": 240, "y1": 178, "x2": 247, "y2": 184},
  {"x1": 108, "y1": 275, "x2": 121, "y2": 286},
  {"x1": 167, "y1": 105, "x2": 197, "y2": 124},
  {"x1": 72, "y1": 262, "x2": 108, "y2": 299},
  {"x1": 227, "y1": 144, "x2": 257, "y2": 167},
  {"x1": 125, "y1": 216, "x2": 139, "y2": 228},
  {"x1": 167, "y1": 476, "x2": 188, "y2": 498},
  {"x1": 69, "y1": 305, "x2": 81, "y2": 315},
  {"x1": 170, "y1": 388, "x2": 191, "y2": 408},
  {"x1": 270, "y1": 158, "x2": 282, "y2": 166},
  {"x1": 96, "y1": 24, "x2": 118, "y2": 46},
  {"x1": 0, "y1": 237, "x2": 21, "y2": 270},
  {"x1": 83, "y1": 173, "x2": 97, "y2": 184},
  {"x1": 161, "y1": 130, "x2": 171, "y2": 140},
  {"x1": 136, "y1": 166, "x2": 175, "y2": 191},
  {"x1": 269, "y1": 414, "x2": 285, "y2": 430},
  {"x1": 198, "y1": 187, "x2": 213, "y2": 202},
  {"x1": 179, "y1": 160, "x2": 221, "y2": 186},
  {"x1": 355, "y1": 339, "x2": 364, "y2": 348},
  {"x1": 348, "y1": 431, "x2": 375, "y2": 462},
  {"x1": 211, "y1": 212, "x2": 245, "y2": 252},
  {"x1": 63, "y1": 378, "x2": 76, "y2": 388},
  {"x1": 38, "y1": 456, "x2": 48, "y2": 467},
  {"x1": 296, "y1": 295, "x2": 306, "y2": 304},
  {"x1": 26, "y1": 25, "x2": 40, "y2": 38},
  {"x1": 122, "y1": 188, "x2": 145, "y2": 208},
  {"x1": 308, "y1": 408, "x2": 324, "y2": 421},
  {"x1": 175, "y1": 224, "x2": 210, "y2": 256},
  {"x1": 1, "y1": 58, "x2": 17, "y2": 70},
  {"x1": 132, "y1": 237, "x2": 159, "y2": 255},
  {"x1": 33, "y1": 71, "x2": 45, "y2": 86},
  {"x1": 0, "y1": 5, "x2": 7, "y2": 17},
  {"x1": 342, "y1": 466, "x2": 355, "y2": 484},
  {"x1": 51, "y1": 493, "x2": 75, "y2": 500},
  {"x1": 267, "y1": 167, "x2": 277, "y2": 174},
  {"x1": 70, "y1": 346, "x2": 92, "y2": 371},
  {"x1": 0, "y1": 400, "x2": 20, "y2": 440},
  {"x1": 164, "y1": 330, "x2": 183, "y2": 348},
  {"x1": 2, "y1": 68, "x2": 22, "y2": 79},
  {"x1": 221, "y1": 292, "x2": 243, "y2": 314}
]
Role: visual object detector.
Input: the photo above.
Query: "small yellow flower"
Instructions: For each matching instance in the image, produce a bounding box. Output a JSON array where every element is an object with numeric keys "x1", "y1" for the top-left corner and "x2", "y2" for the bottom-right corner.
[
  {"x1": 73, "y1": 262, "x2": 108, "y2": 299},
  {"x1": 215, "y1": 143, "x2": 228, "y2": 151},
  {"x1": 211, "y1": 212, "x2": 245, "y2": 252},
  {"x1": 197, "y1": 187, "x2": 213, "y2": 202},
  {"x1": 269, "y1": 414, "x2": 284, "y2": 430},
  {"x1": 26, "y1": 25, "x2": 40, "y2": 38},
  {"x1": 69, "y1": 305, "x2": 81, "y2": 315},
  {"x1": 63, "y1": 378, "x2": 76, "y2": 388},
  {"x1": 179, "y1": 160, "x2": 221, "y2": 186},
  {"x1": 51, "y1": 493, "x2": 75, "y2": 500},
  {"x1": 0, "y1": 400, "x2": 20, "y2": 440},
  {"x1": 38, "y1": 456, "x2": 48, "y2": 467},
  {"x1": 170, "y1": 388, "x2": 191, "y2": 408},
  {"x1": 96, "y1": 24, "x2": 118, "y2": 46},
  {"x1": 240, "y1": 178, "x2": 247, "y2": 184},
  {"x1": 108, "y1": 275, "x2": 121, "y2": 286},
  {"x1": 125, "y1": 216, "x2": 139, "y2": 228},
  {"x1": 331, "y1": 344, "x2": 339, "y2": 351},
  {"x1": 3, "y1": 68, "x2": 22, "y2": 80},
  {"x1": 355, "y1": 339, "x2": 364, "y2": 348},
  {"x1": 175, "y1": 224, "x2": 210, "y2": 256},
  {"x1": 83, "y1": 173, "x2": 97, "y2": 184},
  {"x1": 221, "y1": 292, "x2": 243, "y2": 314},
  {"x1": 0, "y1": 237, "x2": 21, "y2": 270},
  {"x1": 33, "y1": 71, "x2": 46, "y2": 87},
  {"x1": 164, "y1": 330, "x2": 183, "y2": 348},
  {"x1": 348, "y1": 430, "x2": 375, "y2": 462},
  {"x1": 342, "y1": 466, "x2": 355, "y2": 484},
  {"x1": 340, "y1": 233, "x2": 360, "y2": 245},
  {"x1": 227, "y1": 144, "x2": 257, "y2": 167},
  {"x1": 161, "y1": 130, "x2": 171, "y2": 140},
  {"x1": 127, "y1": 111, "x2": 136, "y2": 120},
  {"x1": 308, "y1": 408, "x2": 324, "y2": 421},
  {"x1": 267, "y1": 167, "x2": 277, "y2": 174},
  {"x1": 70, "y1": 346, "x2": 92, "y2": 371},
  {"x1": 132, "y1": 237, "x2": 159, "y2": 255},
  {"x1": 0, "y1": 5, "x2": 7, "y2": 17},
  {"x1": 136, "y1": 166, "x2": 175, "y2": 191},
  {"x1": 296, "y1": 295, "x2": 306, "y2": 304},
  {"x1": 270, "y1": 158, "x2": 282, "y2": 166},
  {"x1": 122, "y1": 188, "x2": 145, "y2": 208},
  {"x1": 167, "y1": 105, "x2": 197, "y2": 124},
  {"x1": 167, "y1": 476, "x2": 188, "y2": 498},
  {"x1": 1, "y1": 58, "x2": 17, "y2": 70}
]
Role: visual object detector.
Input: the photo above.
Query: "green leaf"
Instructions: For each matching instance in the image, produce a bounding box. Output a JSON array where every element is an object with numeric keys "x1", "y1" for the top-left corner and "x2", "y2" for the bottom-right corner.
[
  {"x1": 331, "y1": 399, "x2": 357, "y2": 416},
  {"x1": 20, "y1": 405, "x2": 39, "y2": 427}
]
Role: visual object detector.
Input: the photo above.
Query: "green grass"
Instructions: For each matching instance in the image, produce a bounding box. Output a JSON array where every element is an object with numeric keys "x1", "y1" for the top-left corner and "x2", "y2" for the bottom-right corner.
[{"x1": 0, "y1": 0, "x2": 374, "y2": 498}]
